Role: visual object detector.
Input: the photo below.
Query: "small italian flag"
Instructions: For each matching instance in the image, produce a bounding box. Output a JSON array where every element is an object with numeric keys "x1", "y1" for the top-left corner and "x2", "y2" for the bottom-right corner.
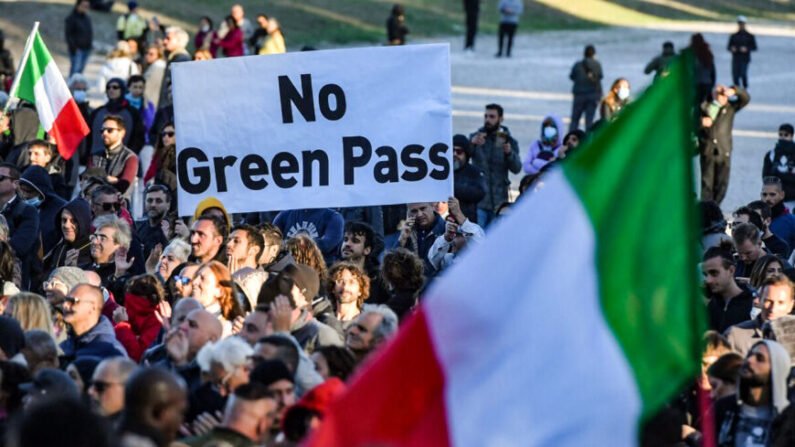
[
  {"x1": 307, "y1": 53, "x2": 707, "y2": 446},
  {"x1": 9, "y1": 26, "x2": 89, "y2": 160}
]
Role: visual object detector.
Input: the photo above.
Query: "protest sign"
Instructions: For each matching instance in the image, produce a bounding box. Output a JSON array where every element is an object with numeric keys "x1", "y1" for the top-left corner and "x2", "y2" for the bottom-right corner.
[{"x1": 172, "y1": 44, "x2": 452, "y2": 216}]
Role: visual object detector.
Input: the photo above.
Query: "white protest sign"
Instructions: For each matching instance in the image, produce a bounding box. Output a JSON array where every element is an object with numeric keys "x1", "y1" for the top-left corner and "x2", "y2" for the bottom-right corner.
[{"x1": 172, "y1": 44, "x2": 452, "y2": 216}]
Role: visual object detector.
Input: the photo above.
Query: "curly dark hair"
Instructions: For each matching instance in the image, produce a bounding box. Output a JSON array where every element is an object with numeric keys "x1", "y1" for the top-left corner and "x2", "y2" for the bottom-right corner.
[
  {"x1": 285, "y1": 234, "x2": 327, "y2": 282},
  {"x1": 380, "y1": 248, "x2": 424, "y2": 291},
  {"x1": 326, "y1": 261, "x2": 370, "y2": 309},
  {"x1": 125, "y1": 274, "x2": 166, "y2": 306}
]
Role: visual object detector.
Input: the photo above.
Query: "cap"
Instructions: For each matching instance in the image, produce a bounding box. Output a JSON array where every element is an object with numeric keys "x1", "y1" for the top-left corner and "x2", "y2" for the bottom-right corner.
[
  {"x1": 19, "y1": 368, "x2": 80, "y2": 400},
  {"x1": 737, "y1": 15, "x2": 747, "y2": 23},
  {"x1": 290, "y1": 264, "x2": 319, "y2": 300},
  {"x1": 452, "y1": 134, "x2": 472, "y2": 157}
]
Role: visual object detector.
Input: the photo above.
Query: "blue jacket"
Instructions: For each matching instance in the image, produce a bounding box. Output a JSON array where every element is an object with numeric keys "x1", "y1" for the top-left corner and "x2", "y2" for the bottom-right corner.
[
  {"x1": 21, "y1": 165, "x2": 66, "y2": 254},
  {"x1": 60, "y1": 316, "x2": 128, "y2": 363},
  {"x1": 274, "y1": 208, "x2": 344, "y2": 262},
  {"x1": 770, "y1": 212, "x2": 795, "y2": 256}
]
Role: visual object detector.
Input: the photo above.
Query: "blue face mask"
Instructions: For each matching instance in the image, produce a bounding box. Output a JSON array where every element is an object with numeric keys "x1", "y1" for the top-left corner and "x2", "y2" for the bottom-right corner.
[
  {"x1": 617, "y1": 87, "x2": 630, "y2": 100},
  {"x1": 24, "y1": 197, "x2": 42, "y2": 208},
  {"x1": 542, "y1": 125, "x2": 557, "y2": 141},
  {"x1": 73, "y1": 90, "x2": 87, "y2": 103},
  {"x1": 125, "y1": 93, "x2": 142, "y2": 108}
]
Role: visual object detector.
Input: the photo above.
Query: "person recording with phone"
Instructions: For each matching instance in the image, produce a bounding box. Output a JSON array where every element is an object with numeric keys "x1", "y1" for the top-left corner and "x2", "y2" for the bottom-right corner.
[
  {"x1": 468, "y1": 103, "x2": 521, "y2": 229},
  {"x1": 393, "y1": 202, "x2": 446, "y2": 279}
]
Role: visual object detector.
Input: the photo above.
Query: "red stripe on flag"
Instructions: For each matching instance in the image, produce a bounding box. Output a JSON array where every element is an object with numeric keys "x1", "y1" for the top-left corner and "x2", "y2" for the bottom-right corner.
[
  {"x1": 49, "y1": 98, "x2": 89, "y2": 160},
  {"x1": 304, "y1": 308, "x2": 451, "y2": 447}
]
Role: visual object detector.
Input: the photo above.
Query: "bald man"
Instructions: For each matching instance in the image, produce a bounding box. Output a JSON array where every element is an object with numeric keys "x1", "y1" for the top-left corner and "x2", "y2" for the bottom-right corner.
[
  {"x1": 181, "y1": 383, "x2": 277, "y2": 446},
  {"x1": 154, "y1": 309, "x2": 222, "y2": 391},
  {"x1": 141, "y1": 298, "x2": 203, "y2": 364},
  {"x1": 89, "y1": 357, "x2": 138, "y2": 420},
  {"x1": 84, "y1": 269, "x2": 121, "y2": 322},
  {"x1": 118, "y1": 367, "x2": 188, "y2": 447},
  {"x1": 60, "y1": 284, "x2": 127, "y2": 363}
]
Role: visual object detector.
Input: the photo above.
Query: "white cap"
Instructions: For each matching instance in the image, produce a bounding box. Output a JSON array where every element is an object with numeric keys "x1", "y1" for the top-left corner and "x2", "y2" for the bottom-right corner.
[{"x1": 737, "y1": 15, "x2": 747, "y2": 23}]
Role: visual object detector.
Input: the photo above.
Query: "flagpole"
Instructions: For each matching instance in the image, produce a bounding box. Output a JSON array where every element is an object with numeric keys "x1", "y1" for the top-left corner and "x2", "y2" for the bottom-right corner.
[{"x1": 1, "y1": 22, "x2": 40, "y2": 120}]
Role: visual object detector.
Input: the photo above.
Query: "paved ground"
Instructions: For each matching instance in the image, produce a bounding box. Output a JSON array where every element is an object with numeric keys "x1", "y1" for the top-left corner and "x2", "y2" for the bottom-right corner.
[{"x1": 433, "y1": 25, "x2": 795, "y2": 213}]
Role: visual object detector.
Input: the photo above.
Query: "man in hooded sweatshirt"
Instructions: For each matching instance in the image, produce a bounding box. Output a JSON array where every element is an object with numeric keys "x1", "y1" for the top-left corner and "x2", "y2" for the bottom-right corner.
[
  {"x1": 762, "y1": 124, "x2": 795, "y2": 210},
  {"x1": 45, "y1": 198, "x2": 93, "y2": 271},
  {"x1": 714, "y1": 340, "x2": 791, "y2": 446},
  {"x1": 19, "y1": 165, "x2": 66, "y2": 254},
  {"x1": 274, "y1": 208, "x2": 344, "y2": 264},
  {"x1": 523, "y1": 114, "x2": 564, "y2": 175}
]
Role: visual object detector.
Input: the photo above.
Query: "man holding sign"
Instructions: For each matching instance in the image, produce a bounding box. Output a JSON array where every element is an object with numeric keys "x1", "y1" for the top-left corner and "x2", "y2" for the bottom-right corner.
[{"x1": 172, "y1": 44, "x2": 452, "y2": 217}]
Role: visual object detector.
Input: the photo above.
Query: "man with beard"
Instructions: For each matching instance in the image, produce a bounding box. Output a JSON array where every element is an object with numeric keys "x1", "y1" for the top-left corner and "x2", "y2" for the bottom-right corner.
[
  {"x1": 714, "y1": 340, "x2": 791, "y2": 447},
  {"x1": 703, "y1": 244, "x2": 755, "y2": 332},
  {"x1": 469, "y1": 104, "x2": 521, "y2": 228},
  {"x1": 189, "y1": 214, "x2": 226, "y2": 264},
  {"x1": 732, "y1": 223, "x2": 768, "y2": 279},
  {"x1": 725, "y1": 275, "x2": 795, "y2": 357},
  {"x1": 87, "y1": 114, "x2": 140, "y2": 198},
  {"x1": 135, "y1": 184, "x2": 171, "y2": 259},
  {"x1": 762, "y1": 124, "x2": 795, "y2": 209},
  {"x1": 760, "y1": 176, "x2": 795, "y2": 256},
  {"x1": 452, "y1": 134, "x2": 486, "y2": 224}
]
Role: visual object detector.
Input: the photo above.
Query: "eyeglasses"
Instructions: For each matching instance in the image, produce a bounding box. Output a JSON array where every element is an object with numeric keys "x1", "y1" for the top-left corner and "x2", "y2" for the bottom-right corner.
[
  {"x1": 42, "y1": 279, "x2": 66, "y2": 291},
  {"x1": 96, "y1": 202, "x2": 120, "y2": 212},
  {"x1": 63, "y1": 296, "x2": 81, "y2": 305},
  {"x1": 89, "y1": 233, "x2": 111, "y2": 243},
  {"x1": 0, "y1": 175, "x2": 18, "y2": 182},
  {"x1": 90, "y1": 380, "x2": 122, "y2": 394},
  {"x1": 160, "y1": 131, "x2": 175, "y2": 137},
  {"x1": 107, "y1": 85, "x2": 122, "y2": 90},
  {"x1": 173, "y1": 275, "x2": 191, "y2": 285},
  {"x1": 101, "y1": 127, "x2": 120, "y2": 133}
]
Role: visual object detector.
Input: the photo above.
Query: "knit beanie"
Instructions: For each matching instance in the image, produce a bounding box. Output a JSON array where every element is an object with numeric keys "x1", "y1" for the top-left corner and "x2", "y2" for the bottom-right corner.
[{"x1": 49, "y1": 267, "x2": 89, "y2": 292}]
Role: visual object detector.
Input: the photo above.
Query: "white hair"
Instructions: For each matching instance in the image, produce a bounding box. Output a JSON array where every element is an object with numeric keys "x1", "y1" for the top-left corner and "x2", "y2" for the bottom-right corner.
[
  {"x1": 361, "y1": 304, "x2": 399, "y2": 343},
  {"x1": 163, "y1": 239, "x2": 191, "y2": 263},
  {"x1": 93, "y1": 214, "x2": 131, "y2": 249},
  {"x1": 165, "y1": 26, "x2": 190, "y2": 49},
  {"x1": 196, "y1": 335, "x2": 253, "y2": 373}
]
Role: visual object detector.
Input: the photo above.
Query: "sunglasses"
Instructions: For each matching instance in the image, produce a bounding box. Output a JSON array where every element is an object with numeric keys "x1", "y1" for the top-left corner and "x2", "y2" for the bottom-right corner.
[
  {"x1": 96, "y1": 202, "x2": 120, "y2": 212},
  {"x1": 0, "y1": 175, "x2": 17, "y2": 182},
  {"x1": 174, "y1": 275, "x2": 191, "y2": 285},
  {"x1": 101, "y1": 127, "x2": 120, "y2": 133},
  {"x1": 90, "y1": 380, "x2": 121, "y2": 394},
  {"x1": 63, "y1": 296, "x2": 82, "y2": 305},
  {"x1": 161, "y1": 131, "x2": 175, "y2": 137},
  {"x1": 107, "y1": 85, "x2": 122, "y2": 90}
]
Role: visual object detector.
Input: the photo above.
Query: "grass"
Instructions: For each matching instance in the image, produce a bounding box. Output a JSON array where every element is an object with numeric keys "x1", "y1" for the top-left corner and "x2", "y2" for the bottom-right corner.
[{"x1": 2, "y1": 0, "x2": 794, "y2": 55}]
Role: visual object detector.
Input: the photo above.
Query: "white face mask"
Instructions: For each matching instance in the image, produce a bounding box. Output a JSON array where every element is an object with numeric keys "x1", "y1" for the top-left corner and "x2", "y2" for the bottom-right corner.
[
  {"x1": 750, "y1": 306, "x2": 762, "y2": 320},
  {"x1": 201, "y1": 25, "x2": 210, "y2": 32},
  {"x1": 24, "y1": 197, "x2": 43, "y2": 208},
  {"x1": 542, "y1": 125, "x2": 557, "y2": 140},
  {"x1": 73, "y1": 90, "x2": 87, "y2": 103},
  {"x1": 617, "y1": 87, "x2": 630, "y2": 100}
]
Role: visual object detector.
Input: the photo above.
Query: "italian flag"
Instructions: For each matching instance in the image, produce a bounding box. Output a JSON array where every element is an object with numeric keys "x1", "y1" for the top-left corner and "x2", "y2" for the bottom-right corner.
[
  {"x1": 9, "y1": 28, "x2": 89, "y2": 160},
  {"x1": 307, "y1": 53, "x2": 706, "y2": 446}
]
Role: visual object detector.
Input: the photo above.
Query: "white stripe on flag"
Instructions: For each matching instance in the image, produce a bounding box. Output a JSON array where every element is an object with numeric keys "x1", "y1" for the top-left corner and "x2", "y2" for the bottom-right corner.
[
  {"x1": 423, "y1": 169, "x2": 642, "y2": 447},
  {"x1": 32, "y1": 61, "x2": 71, "y2": 131}
]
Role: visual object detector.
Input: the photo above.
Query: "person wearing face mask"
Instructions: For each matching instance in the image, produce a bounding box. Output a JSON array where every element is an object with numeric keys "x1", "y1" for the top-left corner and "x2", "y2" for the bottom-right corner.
[
  {"x1": 19, "y1": 166, "x2": 66, "y2": 255},
  {"x1": 194, "y1": 16, "x2": 217, "y2": 55},
  {"x1": 699, "y1": 84, "x2": 750, "y2": 204},
  {"x1": 125, "y1": 75, "x2": 156, "y2": 143},
  {"x1": 86, "y1": 78, "x2": 145, "y2": 155},
  {"x1": 599, "y1": 78, "x2": 631, "y2": 122},
  {"x1": 523, "y1": 114, "x2": 564, "y2": 175}
]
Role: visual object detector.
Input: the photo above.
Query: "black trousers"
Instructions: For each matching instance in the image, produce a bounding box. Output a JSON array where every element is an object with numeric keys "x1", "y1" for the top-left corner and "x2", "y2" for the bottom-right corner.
[
  {"x1": 465, "y1": 9, "x2": 479, "y2": 49},
  {"x1": 700, "y1": 154, "x2": 731, "y2": 204},
  {"x1": 498, "y1": 23, "x2": 517, "y2": 56}
]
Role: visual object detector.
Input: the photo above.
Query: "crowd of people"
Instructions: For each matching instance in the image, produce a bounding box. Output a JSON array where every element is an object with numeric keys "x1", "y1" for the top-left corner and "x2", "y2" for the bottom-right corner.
[{"x1": 0, "y1": 1, "x2": 792, "y2": 446}]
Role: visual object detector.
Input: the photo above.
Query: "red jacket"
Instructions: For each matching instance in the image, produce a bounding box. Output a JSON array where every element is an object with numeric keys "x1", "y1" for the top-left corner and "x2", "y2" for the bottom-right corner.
[{"x1": 113, "y1": 293, "x2": 162, "y2": 362}]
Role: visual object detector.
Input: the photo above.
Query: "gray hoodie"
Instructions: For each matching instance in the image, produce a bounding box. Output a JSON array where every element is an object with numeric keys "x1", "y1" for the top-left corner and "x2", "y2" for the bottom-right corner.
[{"x1": 498, "y1": 0, "x2": 524, "y2": 24}]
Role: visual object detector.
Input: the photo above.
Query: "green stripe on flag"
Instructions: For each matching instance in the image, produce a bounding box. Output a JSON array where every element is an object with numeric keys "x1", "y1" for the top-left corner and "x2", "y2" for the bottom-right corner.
[
  {"x1": 561, "y1": 53, "x2": 706, "y2": 424},
  {"x1": 12, "y1": 31, "x2": 53, "y2": 104}
]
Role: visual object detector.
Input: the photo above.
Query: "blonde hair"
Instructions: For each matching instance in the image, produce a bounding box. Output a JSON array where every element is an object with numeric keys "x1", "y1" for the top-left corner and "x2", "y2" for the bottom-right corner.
[{"x1": 6, "y1": 293, "x2": 54, "y2": 337}]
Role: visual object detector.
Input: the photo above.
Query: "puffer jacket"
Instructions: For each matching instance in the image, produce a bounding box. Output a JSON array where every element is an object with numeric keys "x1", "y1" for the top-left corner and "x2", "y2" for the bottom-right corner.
[{"x1": 469, "y1": 125, "x2": 521, "y2": 212}]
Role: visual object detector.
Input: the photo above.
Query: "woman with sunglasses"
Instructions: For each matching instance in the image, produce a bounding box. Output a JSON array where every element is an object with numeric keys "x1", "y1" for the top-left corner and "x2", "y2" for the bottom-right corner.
[
  {"x1": 143, "y1": 122, "x2": 177, "y2": 193},
  {"x1": 44, "y1": 198, "x2": 93, "y2": 273},
  {"x1": 191, "y1": 260, "x2": 243, "y2": 337}
]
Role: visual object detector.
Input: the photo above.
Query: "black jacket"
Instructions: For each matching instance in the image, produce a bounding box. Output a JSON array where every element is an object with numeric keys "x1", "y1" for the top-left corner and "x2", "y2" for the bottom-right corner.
[
  {"x1": 21, "y1": 165, "x2": 66, "y2": 254},
  {"x1": 44, "y1": 198, "x2": 93, "y2": 273},
  {"x1": 707, "y1": 288, "x2": 754, "y2": 333},
  {"x1": 454, "y1": 162, "x2": 487, "y2": 224},
  {"x1": 65, "y1": 9, "x2": 93, "y2": 52},
  {"x1": 2, "y1": 196, "x2": 40, "y2": 289},
  {"x1": 763, "y1": 140, "x2": 795, "y2": 199},
  {"x1": 699, "y1": 87, "x2": 750, "y2": 159},
  {"x1": 728, "y1": 30, "x2": 756, "y2": 62}
]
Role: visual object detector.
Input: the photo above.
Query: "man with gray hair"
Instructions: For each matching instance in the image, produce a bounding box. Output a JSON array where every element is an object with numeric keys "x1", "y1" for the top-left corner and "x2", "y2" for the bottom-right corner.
[
  {"x1": 196, "y1": 336, "x2": 253, "y2": 398},
  {"x1": 82, "y1": 214, "x2": 139, "y2": 294},
  {"x1": 88, "y1": 357, "x2": 138, "y2": 421},
  {"x1": 345, "y1": 303, "x2": 399, "y2": 364},
  {"x1": 158, "y1": 26, "x2": 190, "y2": 108}
]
